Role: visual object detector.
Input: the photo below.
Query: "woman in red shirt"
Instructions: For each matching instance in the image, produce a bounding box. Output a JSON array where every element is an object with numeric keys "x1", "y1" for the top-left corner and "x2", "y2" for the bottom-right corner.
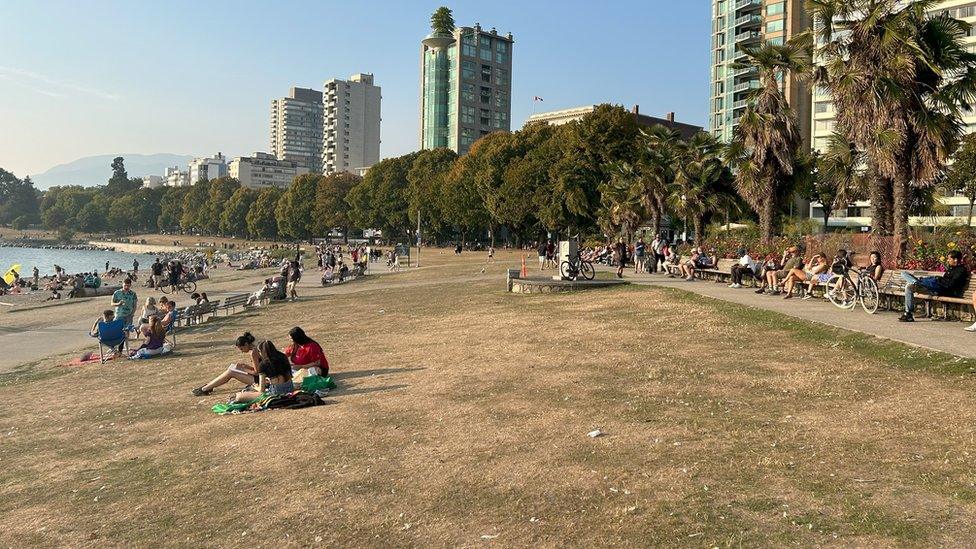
[{"x1": 287, "y1": 326, "x2": 328, "y2": 376}]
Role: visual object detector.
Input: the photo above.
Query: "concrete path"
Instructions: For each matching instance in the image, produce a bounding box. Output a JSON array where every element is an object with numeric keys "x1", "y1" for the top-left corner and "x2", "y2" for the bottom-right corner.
[{"x1": 614, "y1": 268, "x2": 976, "y2": 359}]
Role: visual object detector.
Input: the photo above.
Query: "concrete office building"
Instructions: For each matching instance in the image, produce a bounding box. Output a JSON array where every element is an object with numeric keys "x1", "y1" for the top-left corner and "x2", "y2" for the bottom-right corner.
[
  {"x1": 525, "y1": 104, "x2": 703, "y2": 138},
  {"x1": 229, "y1": 152, "x2": 310, "y2": 189},
  {"x1": 419, "y1": 22, "x2": 514, "y2": 155},
  {"x1": 323, "y1": 74, "x2": 381, "y2": 175},
  {"x1": 271, "y1": 87, "x2": 324, "y2": 172},
  {"x1": 164, "y1": 167, "x2": 189, "y2": 187},
  {"x1": 188, "y1": 152, "x2": 228, "y2": 184},
  {"x1": 709, "y1": 0, "x2": 811, "y2": 146},
  {"x1": 809, "y1": 0, "x2": 976, "y2": 229}
]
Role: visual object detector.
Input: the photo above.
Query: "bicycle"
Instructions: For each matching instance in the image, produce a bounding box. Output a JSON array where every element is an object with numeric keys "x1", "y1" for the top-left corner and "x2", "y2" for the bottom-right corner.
[
  {"x1": 825, "y1": 262, "x2": 880, "y2": 314},
  {"x1": 159, "y1": 277, "x2": 197, "y2": 295},
  {"x1": 559, "y1": 256, "x2": 595, "y2": 281}
]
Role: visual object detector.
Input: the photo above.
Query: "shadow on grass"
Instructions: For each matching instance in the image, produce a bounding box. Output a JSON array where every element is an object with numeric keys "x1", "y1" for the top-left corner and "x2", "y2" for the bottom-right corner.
[
  {"x1": 656, "y1": 286, "x2": 976, "y2": 375},
  {"x1": 331, "y1": 367, "x2": 425, "y2": 381},
  {"x1": 334, "y1": 384, "x2": 409, "y2": 397}
]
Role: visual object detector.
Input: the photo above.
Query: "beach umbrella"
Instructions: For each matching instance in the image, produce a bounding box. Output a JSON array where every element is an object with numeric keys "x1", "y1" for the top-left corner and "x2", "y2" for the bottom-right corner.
[{"x1": 3, "y1": 264, "x2": 22, "y2": 284}]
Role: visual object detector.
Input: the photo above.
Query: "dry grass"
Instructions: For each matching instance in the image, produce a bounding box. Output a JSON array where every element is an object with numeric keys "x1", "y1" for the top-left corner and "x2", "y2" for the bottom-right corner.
[{"x1": 2, "y1": 250, "x2": 976, "y2": 547}]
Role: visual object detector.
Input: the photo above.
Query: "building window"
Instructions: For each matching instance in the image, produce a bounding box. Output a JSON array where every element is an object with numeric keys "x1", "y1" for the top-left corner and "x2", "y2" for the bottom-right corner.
[
  {"x1": 494, "y1": 51, "x2": 507, "y2": 64},
  {"x1": 495, "y1": 40, "x2": 507, "y2": 53},
  {"x1": 462, "y1": 60, "x2": 476, "y2": 80},
  {"x1": 481, "y1": 65, "x2": 492, "y2": 83},
  {"x1": 494, "y1": 89, "x2": 508, "y2": 109},
  {"x1": 766, "y1": 2, "x2": 785, "y2": 15},
  {"x1": 460, "y1": 127, "x2": 474, "y2": 146},
  {"x1": 766, "y1": 20, "x2": 784, "y2": 33},
  {"x1": 768, "y1": 37, "x2": 784, "y2": 45},
  {"x1": 462, "y1": 82, "x2": 475, "y2": 102},
  {"x1": 814, "y1": 101, "x2": 831, "y2": 113},
  {"x1": 462, "y1": 42, "x2": 477, "y2": 57},
  {"x1": 480, "y1": 86, "x2": 491, "y2": 104},
  {"x1": 494, "y1": 67, "x2": 508, "y2": 86},
  {"x1": 480, "y1": 109, "x2": 490, "y2": 126},
  {"x1": 461, "y1": 105, "x2": 476, "y2": 124},
  {"x1": 480, "y1": 47, "x2": 492, "y2": 61},
  {"x1": 492, "y1": 111, "x2": 507, "y2": 129}
]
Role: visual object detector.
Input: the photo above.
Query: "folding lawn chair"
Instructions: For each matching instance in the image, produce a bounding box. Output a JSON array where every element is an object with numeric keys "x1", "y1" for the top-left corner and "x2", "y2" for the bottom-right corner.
[{"x1": 91, "y1": 319, "x2": 128, "y2": 364}]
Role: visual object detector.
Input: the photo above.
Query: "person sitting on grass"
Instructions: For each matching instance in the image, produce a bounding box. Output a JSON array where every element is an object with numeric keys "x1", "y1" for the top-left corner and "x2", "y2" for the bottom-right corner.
[
  {"x1": 899, "y1": 250, "x2": 970, "y2": 323},
  {"x1": 45, "y1": 288, "x2": 61, "y2": 301},
  {"x1": 782, "y1": 252, "x2": 828, "y2": 299},
  {"x1": 285, "y1": 326, "x2": 329, "y2": 378},
  {"x1": 90, "y1": 309, "x2": 125, "y2": 354},
  {"x1": 130, "y1": 317, "x2": 166, "y2": 358},
  {"x1": 193, "y1": 332, "x2": 262, "y2": 396},
  {"x1": 139, "y1": 296, "x2": 159, "y2": 324},
  {"x1": 232, "y1": 340, "x2": 294, "y2": 402}
]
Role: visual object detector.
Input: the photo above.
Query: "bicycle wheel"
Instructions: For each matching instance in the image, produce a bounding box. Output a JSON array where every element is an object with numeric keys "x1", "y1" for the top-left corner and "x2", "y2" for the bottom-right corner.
[
  {"x1": 579, "y1": 261, "x2": 595, "y2": 281},
  {"x1": 825, "y1": 274, "x2": 855, "y2": 309},
  {"x1": 859, "y1": 276, "x2": 880, "y2": 314},
  {"x1": 559, "y1": 261, "x2": 575, "y2": 280},
  {"x1": 159, "y1": 282, "x2": 171, "y2": 295},
  {"x1": 183, "y1": 280, "x2": 197, "y2": 293}
]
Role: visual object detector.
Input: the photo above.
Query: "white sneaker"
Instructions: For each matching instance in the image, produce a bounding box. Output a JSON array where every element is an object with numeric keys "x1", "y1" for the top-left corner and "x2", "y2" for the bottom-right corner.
[
  {"x1": 731, "y1": 283, "x2": 741, "y2": 289},
  {"x1": 965, "y1": 322, "x2": 976, "y2": 332}
]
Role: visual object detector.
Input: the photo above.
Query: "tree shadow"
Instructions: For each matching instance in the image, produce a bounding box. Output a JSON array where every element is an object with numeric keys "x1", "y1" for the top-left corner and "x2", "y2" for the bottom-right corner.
[
  {"x1": 332, "y1": 384, "x2": 409, "y2": 397},
  {"x1": 331, "y1": 367, "x2": 425, "y2": 381}
]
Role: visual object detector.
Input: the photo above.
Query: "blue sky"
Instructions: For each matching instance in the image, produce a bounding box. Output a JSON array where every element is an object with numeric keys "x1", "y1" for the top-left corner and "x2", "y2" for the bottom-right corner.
[{"x1": 0, "y1": 0, "x2": 710, "y2": 178}]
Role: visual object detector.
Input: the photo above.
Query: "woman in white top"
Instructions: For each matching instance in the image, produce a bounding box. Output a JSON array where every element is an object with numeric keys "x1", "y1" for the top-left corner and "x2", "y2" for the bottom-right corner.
[
  {"x1": 138, "y1": 296, "x2": 159, "y2": 324},
  {"x1": 782, "y1": 253, "x2": 828, "y2": 299},
  {"x1": 728, "y1": 248, "x2": 756, "y2": 288}
]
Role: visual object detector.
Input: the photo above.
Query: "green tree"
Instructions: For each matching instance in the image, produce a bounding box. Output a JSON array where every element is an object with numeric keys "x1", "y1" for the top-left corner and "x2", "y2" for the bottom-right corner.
[
  {"x1": 672, "y1": 132, "x2": 734, "y2": 241},
  {"x1": 727, "y1": 36, "x2": 812, "y2": 244},
  {"x1": 221, "y1": 187, "x2": 257, "y2": 237},
  {"x1": 276, "y1": 173, "x2": 321, "y2": 241},
  {"x1": 41, "y1": 186, "x2": 93, "y2": 230},
  {"x1": 105, "y1": 157, "x2": 141, "y2": 194},
  {"x1": 407, "y1": 148, "x2": 458, "y2": 241},
  {"x1": 205, "y1": 177, "x2": 242, "y2": 234},
  {"x1": 430, "y1": 6, "x2": 455, "y2": 35},
  {"x1": 599, "y1": 162, "x2": 645, "y2": 240},
  {"x1": 315, "y1": 172, "x2": 362, "y2": 242},
  {"x1": 797, "y1": 135, "x2": 866, "y2": 231},
  {"x1": 247, "y1": 187, "x2": 282, "y2": 240},
  {"x1": 810, "y1": 0, "x2": 976, "y2": 248},
  {"x1": 0, "y1": 170, "x2": 41, "y2": 225},
  {"x1": 180, "y1": 180, "x2": 212, "y2": 233},
  {"x1": 157, "y1": 186, "x2": 186, "y2": 230},
  {"x1": 944, "y1": 133, "x2": 976, "y2": 228},
  {"x1": 637, "y1": 126, "x2": 682, "y2": 235}
]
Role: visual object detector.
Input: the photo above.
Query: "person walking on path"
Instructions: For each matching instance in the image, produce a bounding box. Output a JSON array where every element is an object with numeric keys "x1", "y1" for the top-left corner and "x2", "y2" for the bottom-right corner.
[
  {"x1": 614, "y1": 238, "x2": 627, "y2": 279},
  {"x1": 133, "y1": 259, "x2": 139, "y2": 274},
  {"x1": 111, "y1": 278, "x2": 137, "y2": 327},
  {"x1": 287, "y1": 255, "x2": 302, "y2": 301},
  {"x1": 634, "y1": 239, "x2": 646, "y2": 274}
]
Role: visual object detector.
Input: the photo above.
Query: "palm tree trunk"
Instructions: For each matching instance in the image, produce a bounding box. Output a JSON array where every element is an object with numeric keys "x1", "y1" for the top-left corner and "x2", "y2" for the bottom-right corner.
[
  {"x1": 693, "y1": 216, "x2": 704, "y2": 243},
  {"x1": 968, "y1": 198, "x2": 974, "y2": 228},
  {"x1": 760, "y1": 198, "x2": 774, "y2": 245},
  {"x1": 892, "y1": 172, "x2": 910, "y2": 257}
]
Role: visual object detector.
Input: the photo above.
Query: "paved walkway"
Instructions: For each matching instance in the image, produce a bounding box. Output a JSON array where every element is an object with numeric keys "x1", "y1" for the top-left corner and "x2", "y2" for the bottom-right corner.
[{"x1": 615, "y1": 268, "x2": 976, "y2": 359}]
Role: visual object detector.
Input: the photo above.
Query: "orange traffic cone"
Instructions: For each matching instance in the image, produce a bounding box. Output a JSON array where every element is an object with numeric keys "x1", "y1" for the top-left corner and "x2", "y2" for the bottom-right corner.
[{"x1": 520, "y1": 255, "x2": 527, "y2": 278}]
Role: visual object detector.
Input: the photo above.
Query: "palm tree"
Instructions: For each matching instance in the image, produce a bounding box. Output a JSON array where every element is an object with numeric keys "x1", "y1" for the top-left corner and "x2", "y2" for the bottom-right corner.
[
  {"x1": 599, "y1": 162, "x2": 644, "y2": 240},
  {"x1": 808, "y1": 0, "x2": 976, "y2": 251},
  {"x1": 726, "y1": 36, "x2": 813, "y2": 244},
  {"x1": 800, "y1": 133, "x2": 867, "y2": 230},
  {"x1": 636, "y1": 126, "x2": 682, "y2": 235},
  {"x1": 671, "y1": 132, "x2": 734, "y2": 241}
]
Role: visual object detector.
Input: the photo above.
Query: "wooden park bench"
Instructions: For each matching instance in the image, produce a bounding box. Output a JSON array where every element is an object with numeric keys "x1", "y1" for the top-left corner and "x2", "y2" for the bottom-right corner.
[
  {"x1": 878, "y1": 269, "x2": 975, "y2": 321},
  {"x1": 665, "y1": 256, "x2": 760, "y2": 287},
  {"x1": 219, "y1": 293, "x2": 251, "y2": 315}
]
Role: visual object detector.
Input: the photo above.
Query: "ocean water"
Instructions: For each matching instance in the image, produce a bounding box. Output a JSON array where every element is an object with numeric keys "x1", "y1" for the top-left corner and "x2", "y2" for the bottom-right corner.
[{"x1": 0, "y1": 246, "x2": 154, "y2": 277}]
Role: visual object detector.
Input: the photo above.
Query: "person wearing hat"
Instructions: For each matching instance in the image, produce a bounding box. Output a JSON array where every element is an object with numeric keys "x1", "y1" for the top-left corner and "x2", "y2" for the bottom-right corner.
[{"x1": 729, "y1": 248, "x2": 756, "y2": 289}]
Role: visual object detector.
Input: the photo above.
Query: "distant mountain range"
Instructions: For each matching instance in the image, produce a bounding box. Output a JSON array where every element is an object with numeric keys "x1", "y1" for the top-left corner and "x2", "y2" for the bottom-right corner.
[{"x1": 29, "y1": 153, "x2": 194, "y2": 189}]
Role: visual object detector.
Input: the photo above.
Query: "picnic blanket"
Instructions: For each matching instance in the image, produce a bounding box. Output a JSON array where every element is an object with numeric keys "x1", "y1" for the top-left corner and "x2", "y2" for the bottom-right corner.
[{"x1": 211, "y1": 390, "x2": 327, "y2": 415}]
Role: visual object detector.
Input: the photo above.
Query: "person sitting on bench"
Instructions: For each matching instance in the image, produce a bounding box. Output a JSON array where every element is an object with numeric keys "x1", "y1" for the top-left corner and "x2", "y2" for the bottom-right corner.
[
  {"x1": 967, "y1": 290, "x2": 976, "y2": 333},
  {"x1": 782, "y1": 252, "x2": 827, "y2": 299},
  {"x1": 729, "y1": 248, "x2": 755, "y2": 289},
  {"x1": 680, "y1": 248, "x2": 704, "y2": 281},
  {"x1": 899, "y1": 250, "x2": 969, "y2": 323},
  {"x1": 863, "y1": 251, "x2": 885, "y2": 282},
  {"x1": 761, "y1": 246, "x2": 802, "y2": 295}
]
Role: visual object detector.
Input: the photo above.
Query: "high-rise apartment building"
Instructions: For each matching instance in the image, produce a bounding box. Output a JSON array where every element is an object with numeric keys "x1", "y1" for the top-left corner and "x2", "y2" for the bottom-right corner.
[
  {"x1": 709, "y1": 0, "x2": 811, "y2": 145},
  {"x1": 271, "y1": 87, "x2": 324, "y2": 173},
  {"x1": 323, "y1": 73, "x2": 382, "y2": 175},
  {"x1": 809, "y1": 0, "x2": 976, "y2": 228},
  {"x1": 419, "y1": 23, "x2": 513, "y2": 155}
]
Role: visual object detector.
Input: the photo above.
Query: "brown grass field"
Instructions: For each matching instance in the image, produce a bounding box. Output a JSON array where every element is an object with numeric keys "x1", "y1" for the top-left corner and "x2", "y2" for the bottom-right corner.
[{"x1": 2, "y1": 250, "x2": 976, "y2": 547}]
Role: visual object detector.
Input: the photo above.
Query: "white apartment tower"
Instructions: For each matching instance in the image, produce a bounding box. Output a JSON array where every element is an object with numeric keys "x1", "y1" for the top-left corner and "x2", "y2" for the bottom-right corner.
[
  {"x1": 188, "y1": 152, "x2": 228, "y2": 183},
  {"x1": 271, "y1": 87, "x2": 324, "y2": 173},
  {"x1": 323, "y1": 73, "x2": 381, "y2": 174}
]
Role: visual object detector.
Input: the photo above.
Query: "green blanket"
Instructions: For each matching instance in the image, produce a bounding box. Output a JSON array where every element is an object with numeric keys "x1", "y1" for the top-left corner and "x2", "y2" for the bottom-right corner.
[
  {"x1": 211, "y1": 395, "x2": 265, "y2": 415},
  {"x1": 210, "y1": 376, "x2": 334, "y2": 415}
]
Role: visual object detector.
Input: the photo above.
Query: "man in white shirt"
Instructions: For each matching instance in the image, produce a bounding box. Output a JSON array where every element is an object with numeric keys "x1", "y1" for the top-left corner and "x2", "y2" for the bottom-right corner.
[{"x1": 729, "y1": 248, "x2": 756, "y2": 289}]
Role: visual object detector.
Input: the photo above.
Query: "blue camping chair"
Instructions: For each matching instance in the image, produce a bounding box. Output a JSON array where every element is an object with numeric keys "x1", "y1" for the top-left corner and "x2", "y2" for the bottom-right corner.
[
  {"x1": 91, "y1": 319, "x2": 128, "y2": 363},
  {"x1": 164, "y1": 308, "x2": 181, "y2": 347}
]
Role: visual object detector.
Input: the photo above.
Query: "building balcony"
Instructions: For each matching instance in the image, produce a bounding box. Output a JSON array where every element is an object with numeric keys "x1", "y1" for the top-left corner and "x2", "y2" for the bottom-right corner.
[
  {"x1": 735, "y1": 0, "x2": 761, "y2": 10},
  {"x1": 733, "y1": 80, "x2": 760, "y2": 92},
  {"x1": 732, "y1": 65, "x2": 757, "y2": 77},
  {"x1": 733, "y1": 99, "x2": 750, "y2": 110},
  {"x1": 735, "y1": 31, "x2": 760, "y2": 43},
  {"x1": 734, "y1": 14, "x2": 761, "y2": 28}
]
